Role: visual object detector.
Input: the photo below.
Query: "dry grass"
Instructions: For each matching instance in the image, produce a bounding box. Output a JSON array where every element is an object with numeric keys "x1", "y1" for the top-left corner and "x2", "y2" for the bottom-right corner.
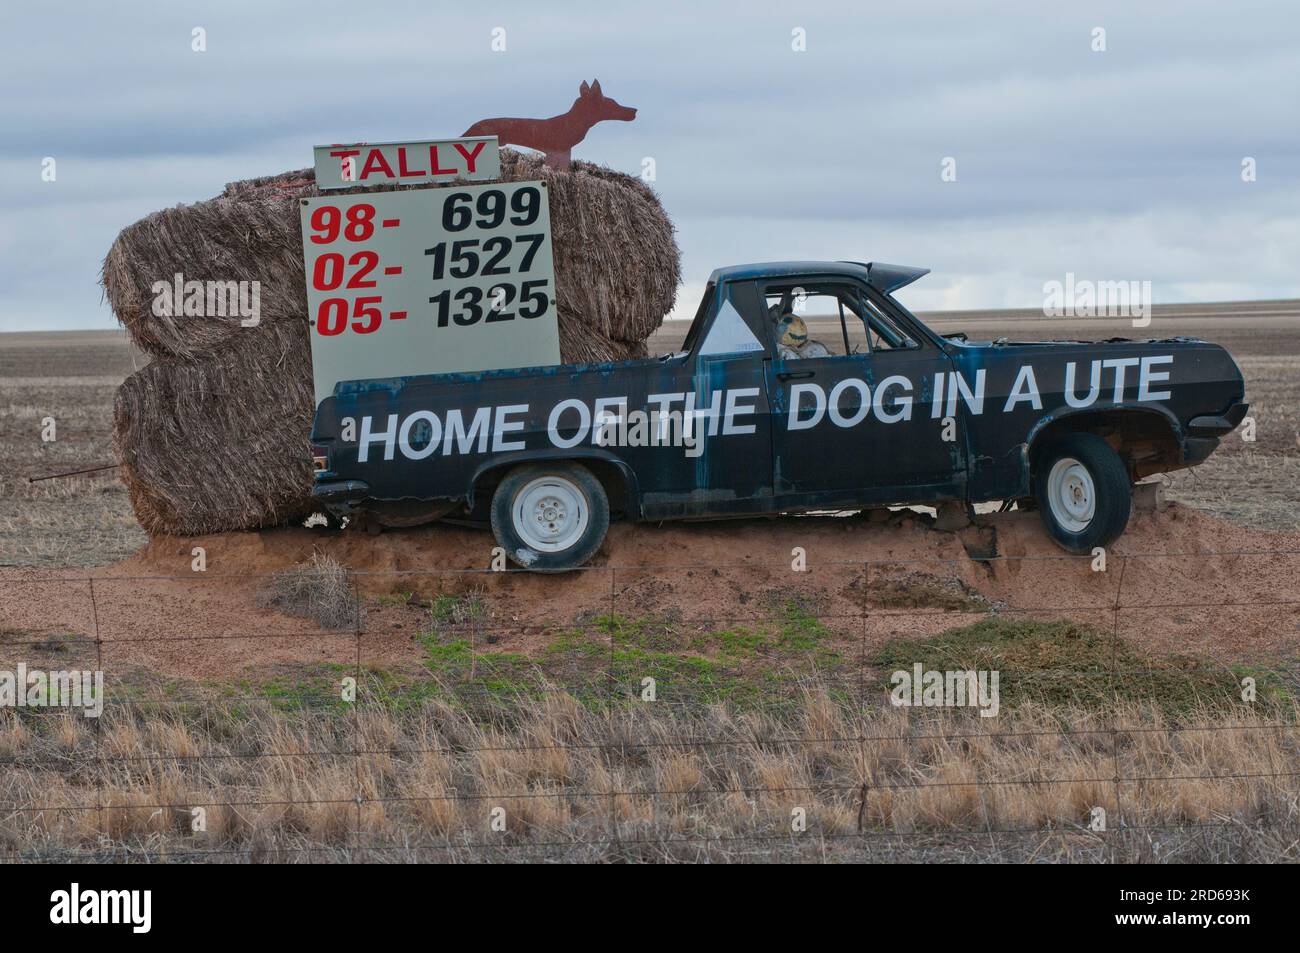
[
  {"x1": 257, "y1": 553, "x2": 358, "y2": 630},
  {"x1": 1163, "y1": 452, "x2": 1300, "y2": 531},
  {"x1": 1, "y1": 685, "x2": 1295, "y2": 863},
  {"x1": 0, "y1": 351, "x2": 146, "y2": 567}
]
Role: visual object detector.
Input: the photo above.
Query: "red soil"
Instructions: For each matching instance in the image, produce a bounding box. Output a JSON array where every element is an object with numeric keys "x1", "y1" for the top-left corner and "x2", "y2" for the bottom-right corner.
[{"x1": 2, "y1": 503, "x2": 1297, "y2": 682}]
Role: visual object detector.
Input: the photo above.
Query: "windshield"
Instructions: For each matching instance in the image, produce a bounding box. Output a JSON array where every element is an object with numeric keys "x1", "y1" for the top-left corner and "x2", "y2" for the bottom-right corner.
[{"x1": 846, "y1": 290, "x2": 917, "y2": 352}]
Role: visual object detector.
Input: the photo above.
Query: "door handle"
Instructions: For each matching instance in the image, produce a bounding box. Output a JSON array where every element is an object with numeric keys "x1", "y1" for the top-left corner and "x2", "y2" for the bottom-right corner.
[{"x1": 778, "y1": 371, "x2": 815, "y2": 381}]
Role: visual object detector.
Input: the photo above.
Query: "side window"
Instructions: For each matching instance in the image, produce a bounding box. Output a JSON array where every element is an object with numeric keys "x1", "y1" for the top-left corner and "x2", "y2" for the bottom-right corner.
[
  {"x1": 679, "y1": 281, "x2": 716, "y2": 354},
  {"x1": 763, "y1": 284, "x2": 864, "y2": 359}
]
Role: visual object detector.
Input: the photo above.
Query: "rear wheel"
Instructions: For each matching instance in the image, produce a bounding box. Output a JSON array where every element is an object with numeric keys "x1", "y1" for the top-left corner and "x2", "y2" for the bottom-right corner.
[
  {"x1": 1033, "y1": 433, "x2": 1131, "y2": 553},
  {"x1": 490, "y1": 463, "x2": 609, "y2": 571}
]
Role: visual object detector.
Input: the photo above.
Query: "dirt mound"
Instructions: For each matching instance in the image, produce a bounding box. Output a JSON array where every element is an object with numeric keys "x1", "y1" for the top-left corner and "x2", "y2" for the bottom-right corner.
[{"x1": 3, "y1": 504, "x2": 1295, "y2": 684}]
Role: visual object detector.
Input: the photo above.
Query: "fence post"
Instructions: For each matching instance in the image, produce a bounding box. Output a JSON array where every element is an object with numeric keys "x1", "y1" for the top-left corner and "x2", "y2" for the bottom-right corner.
[{"x1": 1109, "y1": 555, "x2": 1130, "y2": 838}]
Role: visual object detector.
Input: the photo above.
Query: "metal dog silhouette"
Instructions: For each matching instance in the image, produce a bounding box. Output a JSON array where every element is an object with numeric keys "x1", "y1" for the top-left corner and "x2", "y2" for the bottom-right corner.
[{"x1": 464, "y1": 80, "x2": 636, "y2": 170}]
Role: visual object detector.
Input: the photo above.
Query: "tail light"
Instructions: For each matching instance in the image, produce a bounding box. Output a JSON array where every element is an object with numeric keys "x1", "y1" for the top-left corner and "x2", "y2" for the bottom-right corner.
[{"x1": 311, "y1": 444, "x2": 330, "y2": 474}]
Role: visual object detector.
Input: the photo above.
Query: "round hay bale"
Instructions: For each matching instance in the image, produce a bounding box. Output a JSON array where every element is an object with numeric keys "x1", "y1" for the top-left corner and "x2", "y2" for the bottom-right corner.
[
  {"x1": 102, "y1": 149, "x2": 679, "y2": 360},
  {"x1": 113, "y1": 321, "x2": 316, "y2": 536},
  {"x1": 102, "y1": 196, "x2": 307, "y2": 359}
]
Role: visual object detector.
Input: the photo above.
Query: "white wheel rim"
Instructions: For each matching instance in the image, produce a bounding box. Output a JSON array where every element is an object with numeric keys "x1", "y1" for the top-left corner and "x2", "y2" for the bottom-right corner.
[
  {"x1": 1047, "y1": 457, "x2": 1095, "y2": 533},
  {"x1": 512, "y1": 476, "x2": 589, "y2": 553}
]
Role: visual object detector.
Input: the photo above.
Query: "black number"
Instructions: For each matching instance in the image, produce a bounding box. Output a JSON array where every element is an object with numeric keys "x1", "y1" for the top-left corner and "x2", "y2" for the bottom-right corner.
[
  {"x1": 518, "y1": 279, "x2": 550, "y2": 319},
  {"x1": 425, "y1": 244, "x2": 446, "y2": 280},
  {"x1": 454, "y1": 286, "x2": 484, "y2": 325},
  {"x1": 441, "y1": 187, "x2": 540, "y2": 232},
  {"x1": 486, "y1": 284, "x2": 516, "y2": 321},
  {"x1": 429, "y1": 289, "x2": 450, "y2": 327},
  {"x1": 442, "y1": 192, "x2": 473, "y2": 231},
  {"x1": 450, "y1": 239, "x2": 480, "y2": 278},
  {"x1": 475, "y1": 189, "x2": 506, "y2": 229},
  {"x1": 510, "y1": 187, "x2": 541, "y2": 226},
  {"x1": 482, "y1": 236, "x2": 511, "y2": 276},
  {"x1": 515, "y1": 233, "x2": 544, "y2": 272}
]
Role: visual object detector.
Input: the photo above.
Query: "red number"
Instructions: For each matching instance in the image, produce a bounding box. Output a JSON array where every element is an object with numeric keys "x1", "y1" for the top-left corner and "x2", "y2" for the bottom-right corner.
[
  {"x1": 309, "y1": 206, "x2": 340, "y2": 244},
  {"x1": 316, "y1": 299, "x2": 349, "y2": 335},
  {"x1": 344, "y1": 204, "x2": 376, "y2": 241},
  {"x1": 311, "y1": 202, "x2": 376, "y2": 244},
  {"x1": 312, "y1": 253, "x2": 344, "y2": 290},
  {"x1": 346, "y1": 251, "x2": 379, "y2": 288},
  {"x1": 351, "y1": 296, "x2": 383, "y2": 334},
  {"x1": 315, "y1": 296, "x2": 386, "y2": 335},
  {"x1": 313, "y1": 251, "x2": 378, "y2": 291}
]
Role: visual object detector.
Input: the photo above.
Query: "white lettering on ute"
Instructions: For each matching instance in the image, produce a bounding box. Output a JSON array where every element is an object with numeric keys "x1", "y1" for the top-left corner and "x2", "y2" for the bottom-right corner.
[
  {"x1": 548, "y1": 398, "x2": 590, "y2": 449},
  {"x1": 788, "y1": 382, "x2": 825, "y2": 431},
  {"x1": 1137, "y1": 355, "x2": 1173, "y2": 401},
  {"x1": 787, "y1": 375, "x2": 911, "y2": 429},
  {"x1": 348, "y1": 354, "x2": 1179, "y2": 464},
  {"x1": 685, "y1": 389, "x2": 724, "y2": 436},
  {"x1": 360, "y1": 405, "x2": 517, "y2": 461},
  {"x1": 645, "y1": 393, "x2": 684, "y2": 441},
  {"x1": 443, "y1": 407, "x2": 491, "y2": 455},
  {"x1": 942, "y1": 369, "x2": 986, "y2": 419},
  {"x1": 1064, "y1": 360, "x2": 1101, "y2": 408},
  {"x1": 358, "y1": 413, "x2": 398, "y2": 463},
  {"x1": 493, "y1": 405, "x2": 528, "y2": 451},
  {"x1": 1003, "y1": 365, "x2": 1042, "y2": 412},
  {"x1": 1103, "y1": 357, "x2": 1141, "y2": 403},
  {"x1": 874, "y1": 375, "x2": 913, "y2": 423},
  {"x1": 722, "y1": 388, "x2": 760, "y2": 435},
  {"x1": 828, "y1": 379, "x2": 870, "y2": 428},
  {"x1": 398, "y1": 411, "x2": 442, "y2": 460}
]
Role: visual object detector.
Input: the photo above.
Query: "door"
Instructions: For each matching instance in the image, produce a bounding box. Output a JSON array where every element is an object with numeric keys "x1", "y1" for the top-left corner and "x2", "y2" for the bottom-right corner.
[{"x1": 758, "y1": 279, "x2": 960, "y2": 507}]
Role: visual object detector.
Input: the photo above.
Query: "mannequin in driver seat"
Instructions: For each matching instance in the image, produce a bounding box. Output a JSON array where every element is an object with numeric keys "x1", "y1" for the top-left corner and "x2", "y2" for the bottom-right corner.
[{"x1": 770, "y1": 292, "x2": 831, "y2": 360}]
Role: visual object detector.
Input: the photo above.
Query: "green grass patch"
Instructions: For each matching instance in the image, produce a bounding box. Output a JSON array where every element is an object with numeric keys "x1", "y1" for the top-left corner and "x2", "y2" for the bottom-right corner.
[
  {"x1": 687, "y1": 599, "x2": 843, "y2": 666},
  {"x1": 870, "y1": 616, "x2": 1290, "y2": 718},
  {"x1": 387, "y1": 597, "x2": 854, "y2": 713}
]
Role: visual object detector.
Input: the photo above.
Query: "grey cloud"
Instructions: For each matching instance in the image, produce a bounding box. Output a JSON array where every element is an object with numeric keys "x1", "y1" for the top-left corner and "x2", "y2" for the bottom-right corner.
[{"x1": 1, "y1": 0, "x2": 1298, "y2": 331}]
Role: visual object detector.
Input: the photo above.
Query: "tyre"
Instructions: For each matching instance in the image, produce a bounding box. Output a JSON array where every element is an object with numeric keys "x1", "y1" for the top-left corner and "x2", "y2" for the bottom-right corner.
[
  {"x1": 1033, "y1": 433, "x2": 1131, "y2": 554},
  {"x1": 490, "y1": 463, "x2": 610, "y2": 571}
]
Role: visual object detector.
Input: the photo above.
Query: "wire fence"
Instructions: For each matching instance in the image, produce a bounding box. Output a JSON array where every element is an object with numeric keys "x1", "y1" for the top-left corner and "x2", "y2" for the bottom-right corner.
[{"x1": 1, "y1": 548, "x2": 1298, "y2": 862}]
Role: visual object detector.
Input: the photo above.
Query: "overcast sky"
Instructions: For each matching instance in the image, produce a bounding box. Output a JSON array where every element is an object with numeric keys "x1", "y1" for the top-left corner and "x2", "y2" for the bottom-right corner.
[{"x1": 1, "y1": 0, "x2": 1298, "y2": 331}]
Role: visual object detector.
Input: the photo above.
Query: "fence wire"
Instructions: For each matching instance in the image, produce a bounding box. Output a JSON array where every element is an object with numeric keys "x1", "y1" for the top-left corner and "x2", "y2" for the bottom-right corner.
[{"x1": 1, "y1": 549, "x2": 1298, "y2": 862}]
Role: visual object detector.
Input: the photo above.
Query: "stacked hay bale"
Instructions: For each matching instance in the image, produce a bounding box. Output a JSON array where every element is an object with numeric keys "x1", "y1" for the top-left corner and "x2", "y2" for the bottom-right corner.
[{"x1": 106, "y1": 149, "x2": 680, "y2": 536}]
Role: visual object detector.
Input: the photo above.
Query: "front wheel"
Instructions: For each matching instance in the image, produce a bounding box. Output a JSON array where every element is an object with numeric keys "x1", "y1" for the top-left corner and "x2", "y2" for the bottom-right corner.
[
  {"x1": 1033, "y1": 433, "x2": 1131, "y2": 554},
  {"x1": 490, "y1": 463, "x2": 610, "y2": 571}
]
